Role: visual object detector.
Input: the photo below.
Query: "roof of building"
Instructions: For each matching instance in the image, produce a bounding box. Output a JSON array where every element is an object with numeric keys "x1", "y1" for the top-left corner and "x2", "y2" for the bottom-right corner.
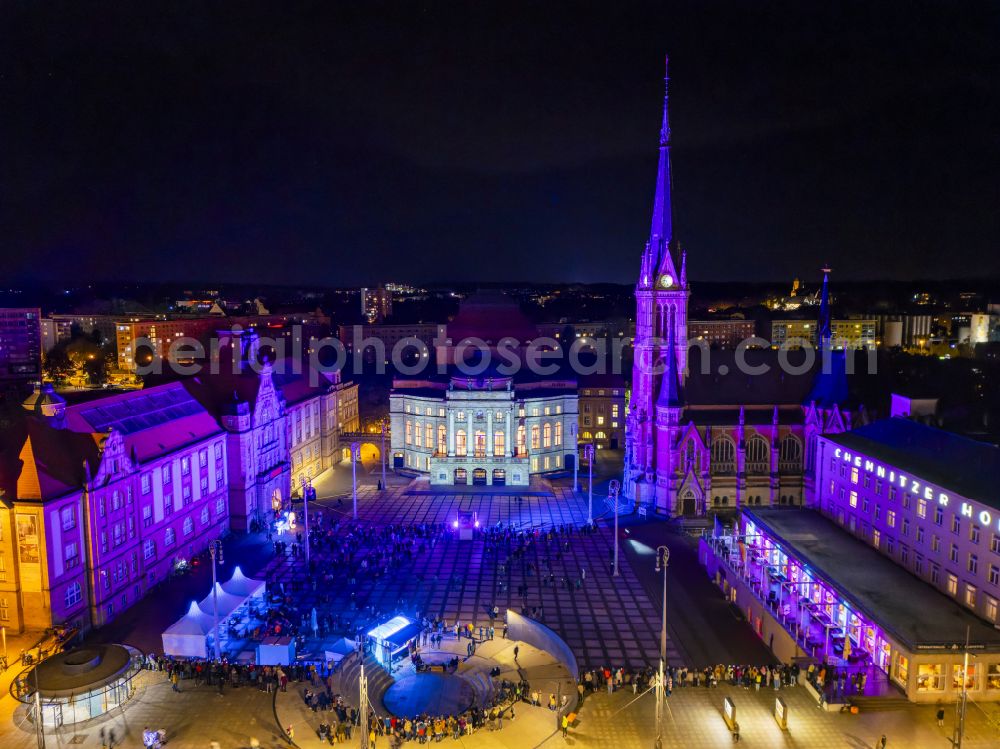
[
  {"x1": 445, "y1": 292, "x2": 538, "y2": 344},
  {"x1": 11, "y1": 417, "x2": 103, "y2": 501},
  {"x1": 65, "y1": 382, "x2": 222, "y2": 464},
  {"x1": 745, "y1": 508, "x2": 1000, "y2": 651},
  {"x1": 684, "y1": 405, "x2": 803, "y2": 427},
  {"x1": 684, "y1": 349, "x2": 818, "y2": 407},
  {"x1": 824, "y1": 418, "x2": 1000, "y2": 507},
  {"x1": 181, "y1": 358, "x2": 335, "y2": 416}
]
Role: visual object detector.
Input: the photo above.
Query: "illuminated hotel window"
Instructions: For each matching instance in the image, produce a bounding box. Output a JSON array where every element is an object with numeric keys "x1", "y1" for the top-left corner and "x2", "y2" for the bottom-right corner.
[
  {"x1": 986, "y1": 598, "x2": 999, "y2": 625},
  {"x1": 872, "y1": 529, "x2": 881, "y2": 549},
  {"x1": 946, "y1": 573, "x2": 958, "y2": 596},
  {"x1": 965, "y1": 584, "x2": 977, "y2": 608},
  {"x1": 887, "y1": 510, "x2": 896, "y2": 528},
  {"x1": 851, "y1": 466, "x2": 859, "y2": 484},
  {"x1": 917, "y1": 498, "x2": 927, "y2": 518},
  {"x1": 849, "y1": 491, "x2": 858, "y2": 508}
]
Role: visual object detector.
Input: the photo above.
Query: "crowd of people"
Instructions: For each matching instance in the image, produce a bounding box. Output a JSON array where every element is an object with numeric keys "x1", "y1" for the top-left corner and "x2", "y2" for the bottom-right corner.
[
  {"x1": 577, "y1": 662, "x2": 802, "y2": 697},
  {"x1": 301, "y1": 669, "x2": 529, "y2": 746}
]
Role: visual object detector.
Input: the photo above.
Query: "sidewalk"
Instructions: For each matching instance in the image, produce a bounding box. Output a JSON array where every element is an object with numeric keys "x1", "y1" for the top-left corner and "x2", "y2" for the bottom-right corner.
[{"x1": 0, "y1": 671, "x2": 287, "y2": 749}]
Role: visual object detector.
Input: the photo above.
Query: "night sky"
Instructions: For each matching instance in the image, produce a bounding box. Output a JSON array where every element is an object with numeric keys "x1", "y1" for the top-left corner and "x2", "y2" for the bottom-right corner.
[{"x1": 3, "y1": 1, "x2": 999, "y2": 286}]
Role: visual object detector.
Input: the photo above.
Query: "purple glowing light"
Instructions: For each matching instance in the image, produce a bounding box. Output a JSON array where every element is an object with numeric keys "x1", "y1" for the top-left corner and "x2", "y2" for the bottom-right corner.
[{"x1": 452, "y1": 520, "x2": 459, "y2": 529}]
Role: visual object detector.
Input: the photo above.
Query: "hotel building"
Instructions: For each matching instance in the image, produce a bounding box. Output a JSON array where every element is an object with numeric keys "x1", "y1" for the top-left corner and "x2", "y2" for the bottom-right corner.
[
  {"x1": 814, "y1": 418, "x2": 1000, "y2": 628},
  {"x1": 699, "y1": 417, "x2": 1000, "y2": 703}
]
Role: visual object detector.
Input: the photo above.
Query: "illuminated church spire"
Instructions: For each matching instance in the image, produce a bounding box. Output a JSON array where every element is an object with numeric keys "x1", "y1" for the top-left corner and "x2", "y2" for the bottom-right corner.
[{"x1": 650, "y1": 55, "x2": 679, "y2": 284}]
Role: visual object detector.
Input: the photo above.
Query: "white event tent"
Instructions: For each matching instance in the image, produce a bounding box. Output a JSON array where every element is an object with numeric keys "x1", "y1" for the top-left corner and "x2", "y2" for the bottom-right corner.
[{"x1": 161, "y1": 568, "x2": 267, "y2": 658}]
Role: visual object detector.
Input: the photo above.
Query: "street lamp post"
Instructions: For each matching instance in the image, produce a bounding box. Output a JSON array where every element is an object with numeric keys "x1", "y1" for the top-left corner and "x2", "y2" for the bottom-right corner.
[
  {"x1": 609, "y1": 479, "x2": 621, "y2": 577},
  {"x1": 300, "y1": 477, "x2": 312, "y2": 566},
  {"x1": 34, "y1": 659, "x2": 45, "y2": 749},
  {"x1": 380, "y1": 419, "x2": 387, "y2": 490},
  {"x1": 654, "y1": 545, "x2": 670, "y2": 749},
  {"x1": 208, "y1": 539, "x2": 224, "y2": 661},
  {"x1": 359, "y1": 664, "x2": 370, "y2": 749},
  {"x1": 571, "y1": 424, "x2": 579, "y2": 493},
  {"x1": 351, "y1": 441, "x2": 361, "y2": 520},
  {"x1": 585, "y1": 443, "x2": 595, "y2": 526}
]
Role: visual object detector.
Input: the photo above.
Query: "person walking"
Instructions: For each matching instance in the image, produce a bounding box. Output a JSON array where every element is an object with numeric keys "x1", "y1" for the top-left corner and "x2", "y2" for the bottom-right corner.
[
  {"x1": 878, "y1": 736, "x2": 887, "y2": 749},
  {"x1": 561, "y1": 714, "x2": 569, "y2": 739},
  {"x1": 171, "y1": 671, "x2": 180, "y2": 692},
  {"x1": 936, "y1": 707, "x2": 945, "y2": 727}
]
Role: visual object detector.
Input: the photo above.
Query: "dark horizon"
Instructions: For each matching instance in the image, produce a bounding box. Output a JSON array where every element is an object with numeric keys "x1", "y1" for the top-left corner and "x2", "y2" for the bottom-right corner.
[{"x1": 3, "y1": 2, "x2": 999, "y2": 286}]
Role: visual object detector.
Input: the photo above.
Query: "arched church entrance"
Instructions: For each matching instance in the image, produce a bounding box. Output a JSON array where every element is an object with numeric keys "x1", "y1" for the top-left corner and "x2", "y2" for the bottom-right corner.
[{"x1": 681, "y1": 490, "x2": 697, "y2": 516}]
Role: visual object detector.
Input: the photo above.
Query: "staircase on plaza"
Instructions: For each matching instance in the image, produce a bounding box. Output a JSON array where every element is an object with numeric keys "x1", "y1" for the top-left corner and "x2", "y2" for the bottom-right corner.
[{"x1": 332, "y1": 653, "x2": 395, "y2": 716}]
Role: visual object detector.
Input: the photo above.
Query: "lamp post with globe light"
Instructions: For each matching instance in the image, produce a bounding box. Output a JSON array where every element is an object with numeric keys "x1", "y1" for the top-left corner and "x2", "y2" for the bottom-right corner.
[
  {"x1": 208, "y1": 539, "x2": 224, "y2": 661},
  {"x1": 299, "y1": 476, "x2": 312, "y2": 565}
]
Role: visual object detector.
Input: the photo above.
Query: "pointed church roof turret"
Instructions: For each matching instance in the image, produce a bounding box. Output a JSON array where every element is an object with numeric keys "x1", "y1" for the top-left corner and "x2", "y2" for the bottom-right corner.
[
  {"x1": 817, "y1": 265, "x2": 832, "y2": 348},
  {"x1": 806, "y1": 265, "x2": 849, "y2": 408}
]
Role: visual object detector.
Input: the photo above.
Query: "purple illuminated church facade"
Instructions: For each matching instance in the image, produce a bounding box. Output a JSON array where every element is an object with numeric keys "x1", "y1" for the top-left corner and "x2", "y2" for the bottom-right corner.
[{"x1": 625, "y1": 60, "x2": 863, "y2": 515}]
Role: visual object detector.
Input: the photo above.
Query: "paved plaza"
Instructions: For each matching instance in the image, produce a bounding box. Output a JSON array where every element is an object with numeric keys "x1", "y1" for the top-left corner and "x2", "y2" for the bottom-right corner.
[
  {"x1": 2, "y1": 474, "x2": 1000, "y2": 748},
  {"x1": 289, "y1": 482, "x2": 683, "y2": 671}
]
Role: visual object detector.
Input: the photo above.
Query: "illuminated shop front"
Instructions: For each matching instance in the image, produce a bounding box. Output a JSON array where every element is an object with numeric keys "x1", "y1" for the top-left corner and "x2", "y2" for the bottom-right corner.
[{"x1": 700, "y1": 508, "x2": 1000, "y2": 703}]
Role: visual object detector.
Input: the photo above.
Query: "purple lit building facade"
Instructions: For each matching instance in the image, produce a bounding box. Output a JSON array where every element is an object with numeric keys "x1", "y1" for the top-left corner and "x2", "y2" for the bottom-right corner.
[
  {"x1": 0, "y1": 352, "x2": 355, "y2": 635},
  {"x1": 625, "y1": 61, "x2": 858, "y2": 515},
  {"x1": 814, "y1": 418, "x2": 1000, "y2": 628}
]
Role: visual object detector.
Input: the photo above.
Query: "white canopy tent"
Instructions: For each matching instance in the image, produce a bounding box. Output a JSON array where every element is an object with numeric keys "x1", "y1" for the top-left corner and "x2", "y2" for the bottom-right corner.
[
  {"x1": 220, "y1": 566, "x2": 266, "y2": 600},
  {"x1": 324, "y1": 636, "x2": 358, "y2": 665},
  {"x1": 161, "y1": 569, "x2": 267, "y2": 658},
  {"x1": 161, "y1": 601, "x2": 213, "y2": 657},
  {"x1": 198, "y1": 583, "x2": 247, "y2": 620}
]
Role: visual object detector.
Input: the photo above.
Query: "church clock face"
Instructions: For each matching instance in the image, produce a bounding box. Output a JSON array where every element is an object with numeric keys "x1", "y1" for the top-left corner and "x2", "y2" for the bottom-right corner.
[{"x1": 659, "y1": 274, "x2": 674, "y2": 289}]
